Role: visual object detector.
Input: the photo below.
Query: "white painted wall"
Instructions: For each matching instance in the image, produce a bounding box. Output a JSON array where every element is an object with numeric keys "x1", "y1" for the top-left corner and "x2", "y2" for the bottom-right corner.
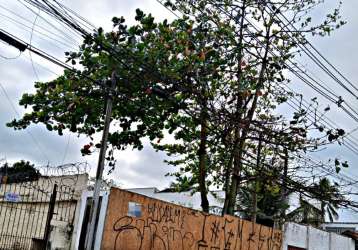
[
  {"x1": 49, "y1": 220, "x2": 72, "y2": 250},
  {"x1": 94, "y1": 191, "x2": 109, "y2": 250},
  {"x1": 308, "y1": 226, "x2": 330, "y2": 250},
  {"x1": 283, "y1": 223, "x2": 308, "y2": 249},
  {"x1": 283, "y1": 222, "x2": 355, "y2": 250},
  {"x1": 71, "y1": 190, "x2": 89, "y2": 250},
  {"x1": 71, "y1": 190, "x2": 109, "y2": 250},
  {"x1": 331, "y1": 232, "x2": 355, "y2": 250}
]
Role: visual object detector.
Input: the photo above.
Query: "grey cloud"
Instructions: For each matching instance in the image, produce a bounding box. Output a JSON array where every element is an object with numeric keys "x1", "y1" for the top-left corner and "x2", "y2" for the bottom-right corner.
[{"x1": 111, "y1": 145, "x2": 176, "y2": 189}]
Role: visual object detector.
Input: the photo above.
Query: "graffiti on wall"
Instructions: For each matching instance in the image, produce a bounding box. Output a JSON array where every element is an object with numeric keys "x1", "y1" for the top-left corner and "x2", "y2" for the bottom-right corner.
[{"x1": 101, "y1": 188, "x2": 282, "y2": 250}]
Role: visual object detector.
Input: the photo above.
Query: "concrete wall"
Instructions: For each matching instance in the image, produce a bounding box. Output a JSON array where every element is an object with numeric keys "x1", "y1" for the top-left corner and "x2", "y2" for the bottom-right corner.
[
  {"x1": 283, "y1": 222, "x2": 355, "y2": 250},
  {"x1": 100, "y1": 188, "x2": 283, "y2": 250},
  {"x1": 0, "y1": 174, "x2": 88, "y2": 250},
  {"x1": 308, "y1": 227, "x2": 330, "y2": 250}
]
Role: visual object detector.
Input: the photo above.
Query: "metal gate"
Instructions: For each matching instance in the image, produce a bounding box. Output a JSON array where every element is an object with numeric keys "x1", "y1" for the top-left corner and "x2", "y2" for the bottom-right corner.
[{"x1": 0, "y1": 174, "x2": 77, "y2": 250}]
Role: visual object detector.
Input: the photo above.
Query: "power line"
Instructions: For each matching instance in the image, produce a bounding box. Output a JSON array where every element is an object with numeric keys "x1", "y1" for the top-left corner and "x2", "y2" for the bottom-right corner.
[
  {"x1": 29, "y1": 8, "x2": 40, "y2": 81},
  {"x1": 19, "y1": 0, "x2": 94, "y2": 36},
  {"x1": 17, "y1": 0, "x2": 82, "y2": 44},
  {"x1": 0, "y1": 42, "x2": 22, "y2": 59},
  {"x1": 0, "y1": 3, "x2": 79, "y2": 47},
  {"x1": 156, "y1": 0, "x2": 358, "y2": 152},
  {"x1": 19, "y1": 0, "x2": 358, "y2": 149},
  {"x1": 13, "y1": 0, "x2": 358, "y2": 171},
  {"x1": 208, "y1": 1, "x2": 358, "y2": 123},
  {"x1": 0, "y1": 11, "x2": 77, "y2": 50},
  {"x1": 0, "y1": 28, "x2": 73, "y2": 70},
  {"x1": 271, "y1": 5, "x2": 358, "y2": 95},
  {"x1": 282, "y1": 84, "x2": 358, "y2": 155},
  {"x1": 10, "y1": 0, "x2": 358, "y2": 208},
  {"x1": 156, "y1": 0, "x2": 358, "y2": 195},
  {"x1": 297, "y1": 153, "x2": 358, "y2": 191}
]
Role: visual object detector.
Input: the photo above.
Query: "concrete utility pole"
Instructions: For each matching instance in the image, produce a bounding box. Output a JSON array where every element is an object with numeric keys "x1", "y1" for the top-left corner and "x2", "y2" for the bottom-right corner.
[{"x1": 85, "y1": 71, "x2": 116, "y2": 249}]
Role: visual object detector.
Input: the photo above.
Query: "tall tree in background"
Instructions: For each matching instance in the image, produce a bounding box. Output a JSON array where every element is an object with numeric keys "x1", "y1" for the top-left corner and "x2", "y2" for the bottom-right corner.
[
  {"x1": 0, "y1": 160, "x2": 40, "y2": 183},
  {"x1": 287, "y1": 178, "x2": 342, "y2": 226},
  {"x1": 315, "y1": 178, "x2": 342, "y2": 223},
  {"x1": 165, "y1": 0, "x2": 347, "y2": 215}
]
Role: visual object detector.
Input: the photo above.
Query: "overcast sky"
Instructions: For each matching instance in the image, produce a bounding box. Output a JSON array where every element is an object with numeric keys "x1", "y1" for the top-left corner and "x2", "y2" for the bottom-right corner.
[{"x1": 0, "y1": 0, "x2": 358, "y2": 220}]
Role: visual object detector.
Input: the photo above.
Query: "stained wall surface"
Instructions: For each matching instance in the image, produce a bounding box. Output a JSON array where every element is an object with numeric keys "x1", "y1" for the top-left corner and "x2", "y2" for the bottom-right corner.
[
  {"x1": 0, "y1": 174, "x2": 88, "y2": 250},
  {"x1": 283, "y1": 222, "x2": 355, "y2": 250},
  {"x1": 101, "y1": 188, "x2": 283, "y2": 250}
]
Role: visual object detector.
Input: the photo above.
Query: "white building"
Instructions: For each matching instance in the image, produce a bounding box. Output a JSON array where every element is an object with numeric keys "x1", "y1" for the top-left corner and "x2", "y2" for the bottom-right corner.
[
  {"x1": 322, "y1": 222, "x2": 358, "y2": 234},
  {"x1": 126, "y1": 187, "x2": 225, "y2": 214}
]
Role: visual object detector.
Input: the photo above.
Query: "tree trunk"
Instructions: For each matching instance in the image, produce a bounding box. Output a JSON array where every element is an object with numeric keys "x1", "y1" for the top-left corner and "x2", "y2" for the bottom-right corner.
[
  {"x1": 222, "y1": 0, "x2": 247, "y2": 216},
  {"x1": 224, "y1": 26, "x2": 271, "y2": 215},
  {"x1": 198, "y1": 104, "x2": 209, "y2": 213},
  {"x1": 280, "y1": 148, "x2": 289, "y2": 227},
  {"x1": 252, "y1": 190, "x2": 258, "y2": 223},
  {"x1": 222, "y1": 154, "x2": 234, "y2": 216},
  {"x1": 252, "y1": 133, "x2": 263, "y2": 223}
]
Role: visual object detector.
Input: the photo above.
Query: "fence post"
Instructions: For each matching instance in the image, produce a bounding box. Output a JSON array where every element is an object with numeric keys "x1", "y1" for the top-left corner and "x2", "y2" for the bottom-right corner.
[{"x1": 44, "y1": 183, "x2": 58, "y2": 249}]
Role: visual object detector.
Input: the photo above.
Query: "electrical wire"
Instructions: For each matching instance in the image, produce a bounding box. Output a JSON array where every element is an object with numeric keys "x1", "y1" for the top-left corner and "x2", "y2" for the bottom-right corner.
[
  {"x1": 29, "y1": 8, "x2": 40, "y2": 81},
  {"x1": 15, "y1": 0, "x2": 358, "y2": 180},
  {"x1": 157, "y1": 0, "x2": 358, "y2": 154},
  {"x1": 180, "y1": 0, "x2": 356, "y2": 124},
  {"x1": 0, "y1": 3, "x2": 79, "y2": 47},
  {"x1": 271, "y1": 5, "x2": 358, "y2": 95},
  {"x1": 0, "y1": 11, "x2": 77, "y2": 50},
  {"x1": 0, "y1": 49, "x2": 21, "y2": 60},
  {"x1": 6, "y1": 0, "x2": 358, "y2": 209},
  {"x1": 17, "y1": 0, "x2": 82, "y2": 44},
  {"x1": 156, "y1": 0, "x2": 358, "y2": 203}
]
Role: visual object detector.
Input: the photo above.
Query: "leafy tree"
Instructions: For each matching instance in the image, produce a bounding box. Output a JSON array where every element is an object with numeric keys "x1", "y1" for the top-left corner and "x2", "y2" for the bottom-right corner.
[
  {"x1": 7, "y1": 0, "x2": 349, "y2": 217},
  {"x1": 286, "y1": 195, "x2": 323, "y2": 227},
  {"x1": 165, "y1": 0, "x2": 347, "y2": 215},
  {"x1": 0, "y1": 160, "x2": 40, "y2": 183},
  {"x1": 287, "y1": 178, "x2": 343, "y2": 226},
  {"x1": 315, "y1": 178, "x2": 342, "y2": 223},
  {"x1": 8, "y1": 9, "x2": 234, "y2": 212},
  {"x1": 237, "y1": 178, "x2": 288, "y2": 227}
]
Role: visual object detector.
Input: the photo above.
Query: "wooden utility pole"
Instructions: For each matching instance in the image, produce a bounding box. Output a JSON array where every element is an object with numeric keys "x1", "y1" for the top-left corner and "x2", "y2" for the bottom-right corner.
[{"x1": 85, "y1": 71, "x2": 116, "y2": 249}]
